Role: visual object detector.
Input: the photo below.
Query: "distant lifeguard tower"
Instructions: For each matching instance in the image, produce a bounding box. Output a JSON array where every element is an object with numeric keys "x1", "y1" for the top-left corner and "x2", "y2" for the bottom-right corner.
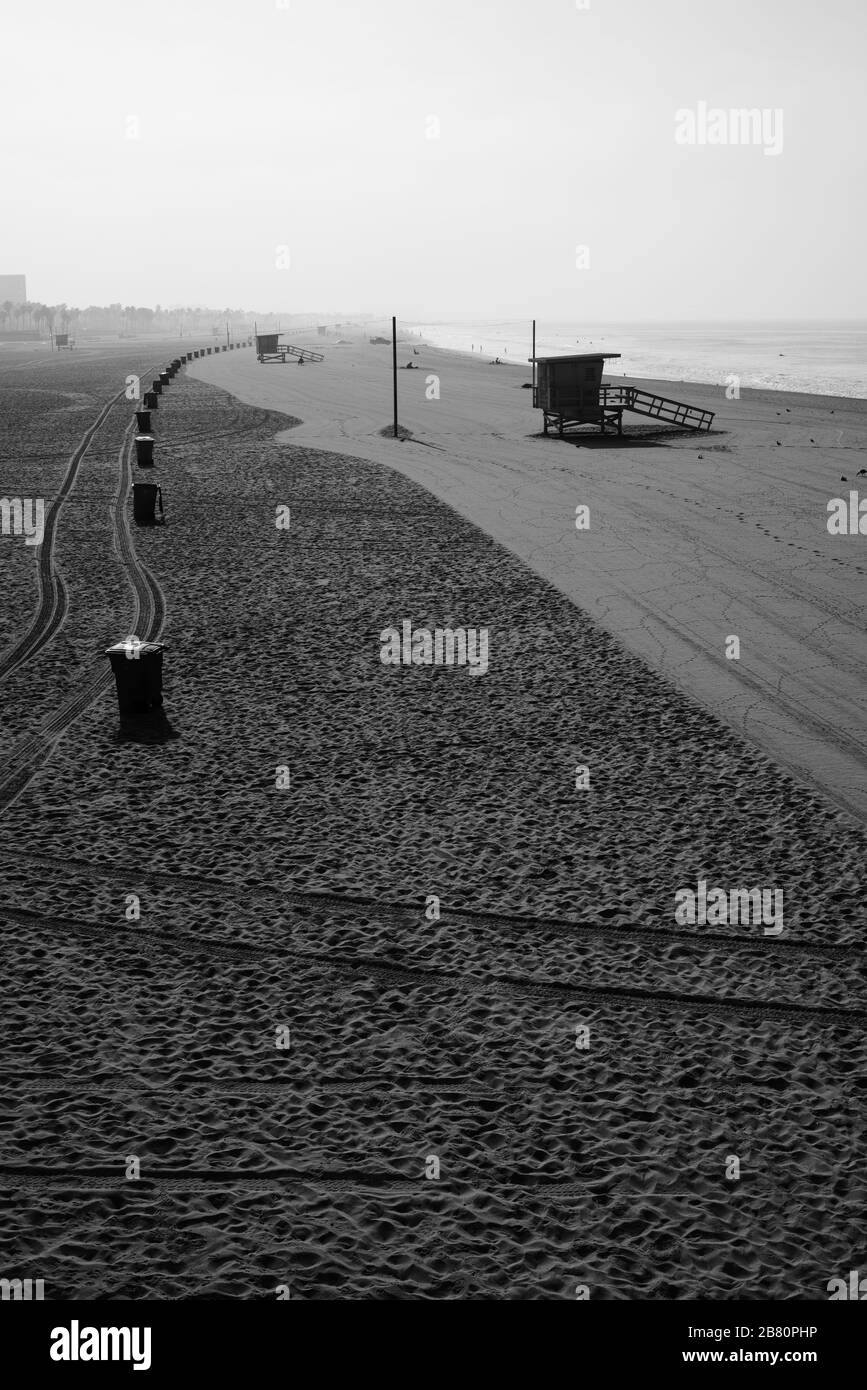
[{"x1": 533, "y1": 352, "x2": 714, "y2": 435}]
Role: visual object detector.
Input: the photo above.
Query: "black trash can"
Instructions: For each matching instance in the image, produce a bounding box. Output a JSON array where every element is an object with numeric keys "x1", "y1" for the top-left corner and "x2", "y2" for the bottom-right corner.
[
  {"x1": 152, "y1": 379, "x2": 162, "y2": 395},
  {"x1": 132, "y1": 481, "x2": 163, "y2": 525},
  {"x1": 134, "y1": 434, "x2": 155, "y2": 467},
  {"x1": 105, "y1": 638, "x2": 165, "y2": 718},
  {"x1": 180, "y1": 354, "x2": 187, "y2": 365},
  {"x1": 159, "y1": 370, "x2": 170, "y2": 387},
  {"x1": 143, "y1": 390, "x2": 158, "y2": 410},
  {"x1": 172, "y1": 358, "x2": 181, "y2": 370},
  {"x1": 135, "y1": 409, "x2": 152, "y2": 433}
]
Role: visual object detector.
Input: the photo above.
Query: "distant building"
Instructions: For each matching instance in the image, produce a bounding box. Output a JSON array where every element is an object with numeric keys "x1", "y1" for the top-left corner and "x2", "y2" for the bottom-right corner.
[{"x1": 0, "y1": 274, "x2": 26, "y2": 303}]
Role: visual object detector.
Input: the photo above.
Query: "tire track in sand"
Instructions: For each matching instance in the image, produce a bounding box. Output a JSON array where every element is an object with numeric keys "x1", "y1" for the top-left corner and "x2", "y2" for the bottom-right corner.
[
  {"x1": 0, "y1": 426, "x2": 166, "y2": 814},
  {"x1": 0, "y1": 392, "x2": 125, "y2": 683}
]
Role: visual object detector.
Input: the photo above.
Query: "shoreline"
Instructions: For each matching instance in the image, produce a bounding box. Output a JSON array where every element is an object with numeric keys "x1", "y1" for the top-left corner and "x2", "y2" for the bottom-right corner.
[
  {"x1": 404, "y1": 327, "x2": 867, "y2": 402},
  {"x1": 411, "y1": 339, "x2": 867, "y2": 412}
]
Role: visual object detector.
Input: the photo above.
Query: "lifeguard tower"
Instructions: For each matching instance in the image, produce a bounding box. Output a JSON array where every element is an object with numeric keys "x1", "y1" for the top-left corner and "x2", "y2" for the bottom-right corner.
[
  {"x1": 534, "y1": 353, "x2": 623, "y2": 434},
  {"x1": 534, "y1": 353, "x2": 714, "y2": 436},
  {"x1": 255, "y1": 332, "x2": 324, "y2": 365}
]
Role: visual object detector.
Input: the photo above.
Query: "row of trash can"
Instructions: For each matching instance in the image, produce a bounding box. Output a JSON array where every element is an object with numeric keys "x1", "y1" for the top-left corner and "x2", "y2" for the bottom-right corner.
[
  {"x1": 131, "y1": 357, "x2": 180, "y2": 525},
  {"x1": 131, "y1": 341, "x2": 255, "y2": 523},
  {"x1": 112, "y1": 340, "x2": 254, "y2": 720}
]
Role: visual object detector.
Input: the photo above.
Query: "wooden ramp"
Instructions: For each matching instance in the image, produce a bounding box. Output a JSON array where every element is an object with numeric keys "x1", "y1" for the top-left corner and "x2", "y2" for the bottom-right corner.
[
  {"x1": 283, "y1": 343, "x2": 324, "y2": 362},
  {"x1": 601, "y1": 384, "x2": 714, "y2": 432},
  {"x1": 256, "y1": 336, "x2": 325, "y2": 364}
]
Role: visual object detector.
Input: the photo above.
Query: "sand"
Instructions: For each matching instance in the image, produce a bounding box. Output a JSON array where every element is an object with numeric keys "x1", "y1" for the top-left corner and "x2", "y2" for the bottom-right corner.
[
  {"x1": 1, "y1": 344, "x2": 865, "y2": 1299},
  {"x1": 188, "y1": 340, "x2": 867, "y2": 825}
]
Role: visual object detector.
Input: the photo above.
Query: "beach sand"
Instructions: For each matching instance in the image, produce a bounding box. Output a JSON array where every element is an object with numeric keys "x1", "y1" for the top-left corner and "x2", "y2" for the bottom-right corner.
[
  {"x1": 189, "y1": 339, "x2": 867, "y2": 825},
  {"x1": 1, "y1": 346, "x2": 865, "y2": 1298}
]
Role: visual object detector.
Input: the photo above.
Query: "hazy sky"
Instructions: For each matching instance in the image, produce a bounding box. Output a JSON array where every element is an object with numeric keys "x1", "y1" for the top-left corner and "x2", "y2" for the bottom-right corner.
[{"x1": 2, "y1": 0, "x2": 864, "y2": 319}]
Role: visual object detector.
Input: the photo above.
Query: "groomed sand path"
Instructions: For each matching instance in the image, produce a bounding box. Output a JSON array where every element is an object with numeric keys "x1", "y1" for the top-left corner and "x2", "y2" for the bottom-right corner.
[{"x1": 190, "y1": 341, "x2": 867, "y2": 824}]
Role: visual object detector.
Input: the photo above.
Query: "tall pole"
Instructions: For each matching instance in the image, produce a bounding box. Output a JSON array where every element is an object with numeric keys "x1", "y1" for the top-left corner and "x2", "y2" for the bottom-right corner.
[
  {"x1": 392, "y1": 315, "x2": 398, "y2": 438},
  {"x1": 532, "y1": 319, "x2": 536, "y2": 402},
  {"x1": 226, "y1": 321, "x2": 230, "y2": 348}
]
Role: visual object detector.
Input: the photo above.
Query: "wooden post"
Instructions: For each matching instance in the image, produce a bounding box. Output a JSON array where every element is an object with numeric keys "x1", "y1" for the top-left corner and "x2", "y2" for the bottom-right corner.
[
  {"x1": 392, "y1": 315, "x2": 398, "y2": 438},
  {"x1": 532, "y1": 319, "x2": 536, "y2": 403}
]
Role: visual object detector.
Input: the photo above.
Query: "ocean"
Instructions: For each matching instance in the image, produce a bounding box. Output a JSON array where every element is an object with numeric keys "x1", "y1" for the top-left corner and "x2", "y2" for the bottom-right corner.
[{"x1": 406, "y1": 321, "x2": 867, "y2": 399}]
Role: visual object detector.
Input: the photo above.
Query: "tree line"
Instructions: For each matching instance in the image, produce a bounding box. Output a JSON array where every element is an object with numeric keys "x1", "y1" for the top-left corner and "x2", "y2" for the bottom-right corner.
[{"x1": 0, "y1": 303, "x2": 285, "y2": 337}]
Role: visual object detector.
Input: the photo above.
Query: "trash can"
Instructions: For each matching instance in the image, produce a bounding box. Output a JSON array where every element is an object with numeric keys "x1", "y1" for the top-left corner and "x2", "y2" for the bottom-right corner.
[
  {"x1": 152, "y1": 379, "x2": 162, "y2": 396},
  {"x1": 132, "y1": 481, "x2": 163, "y2": 526},
  {"x1": 159, "y1": 370, "x2": 170, "y2": 387},
  {"x1": 134, "y1": 434, "x2": 155, "y2": 467},
  {"x1": 172, "y1": 358, "x2": 181, "y2": 370},
  {"x1": 143, "y1": 390, "x2": 158, "y2": 410},
  {"x1": 105, "y1": 638, "x2": 165, "y2": 718},
  {"x1": 180, "y1": 355, "x2": 187, "y2": 365},
  {"x1": 135, "y1": 409, "x2": 152, "y2": 433}
]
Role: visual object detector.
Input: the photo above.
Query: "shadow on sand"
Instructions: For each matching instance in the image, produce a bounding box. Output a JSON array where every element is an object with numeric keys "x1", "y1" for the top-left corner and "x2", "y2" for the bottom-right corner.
[
  {"x1": 531, "y1": 425, "x2": 724, "y2": 449},
  {"x1": 115, "y1": 709, "x2": 180, "y2": 744}
]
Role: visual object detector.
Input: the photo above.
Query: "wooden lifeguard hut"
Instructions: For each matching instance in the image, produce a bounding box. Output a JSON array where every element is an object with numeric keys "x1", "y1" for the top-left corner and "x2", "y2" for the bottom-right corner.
[
  {"x1": 534, "y1": 353, "x2": 623, "y2": 435},
  {"x1": 533, "y1": 352, "x2": 715, "y2": 436},
  {"x1": 255, "y1": 332, "x2": 324, "y2": 365},
  {"x1": 256, "y1": 332, "x2": 282, "y2": 362}
]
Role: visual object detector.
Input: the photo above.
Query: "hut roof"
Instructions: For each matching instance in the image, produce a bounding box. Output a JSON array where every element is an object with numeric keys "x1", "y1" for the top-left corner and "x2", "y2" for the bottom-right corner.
[{"x1": 534, "y1": 352, "x2": 621, "y2": 363}]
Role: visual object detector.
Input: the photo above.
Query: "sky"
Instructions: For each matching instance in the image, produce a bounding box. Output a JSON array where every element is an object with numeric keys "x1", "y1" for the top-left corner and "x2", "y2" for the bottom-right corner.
[{"x1": 2, "y1": 0, "x2": 865, "y2": 320}]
